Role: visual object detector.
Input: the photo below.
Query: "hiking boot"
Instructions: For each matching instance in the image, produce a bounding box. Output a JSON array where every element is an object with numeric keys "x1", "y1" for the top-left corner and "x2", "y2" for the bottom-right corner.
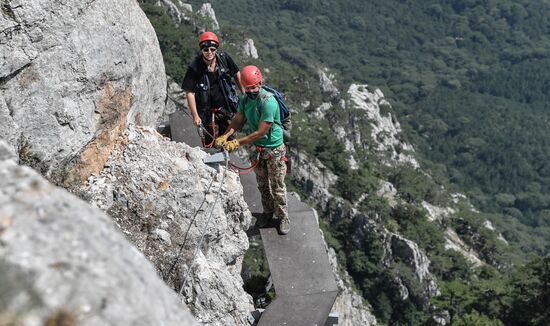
[
  {"x1": 278, "y1": 217, "x2": 290, "y2": 235},
  {"x1": 255, "y1": 212, "x2": 273, "y2": 228}
]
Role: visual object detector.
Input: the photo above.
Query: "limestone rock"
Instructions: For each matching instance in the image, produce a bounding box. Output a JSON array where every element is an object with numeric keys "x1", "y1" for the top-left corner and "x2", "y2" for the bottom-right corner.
[
  {"x1": 346, "y1": 84, "x2": 419, "y2": 167},
  {"x1": 389, "y1": 233, "x2": 441, "y2": 305},
  {"x1": 198, "y1": 3, "x2": 220, "y2": 31},
  {"x1": 376, "y1": 181, "x2": 398, "y2": 207},
  {"x1": 243, "y1": 38, "x2": 259, "y2": 59},
  {"x1": 422, "y1": 201, "x2": 455, "y2": 222},
  {"x1": 318, "y1": 68, "x2": 340, "y2": 98},
  {"x1": 156, "y1": 0, "x2": 192, "y2": 25},
  {"x1": 0, "y1": 139, "x2": 16, "y2": 161},
  {"x1": 0, "y1": 160, "x2": 198, "y2": 326},
  {"x1": 165, "y1": 75, "x2": 188, "y2": 118},
  {"x1": 289, "y1": 147, "x2": 442, "y2": 315},
  {"x1": 81, "y1": 126, "x2": 254, "y2": 325},
  {"x1": 288, "y1": 148, "x2": 337, "y2": 210},
  {"x1": 311, "y1": 102, "x2": 332, "y2": 120},
  {"x1": 0, "y1": 0, "x2": 166, "y2": 176},
  {"x1": 444, "y1": 228, "x2": 483, "y2": 267}
]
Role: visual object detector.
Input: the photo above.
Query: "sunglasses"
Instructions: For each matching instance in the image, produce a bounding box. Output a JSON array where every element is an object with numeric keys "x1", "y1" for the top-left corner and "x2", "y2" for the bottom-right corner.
[{"x1": 202, "y1": 47, "x2": 217, "y2": 53}]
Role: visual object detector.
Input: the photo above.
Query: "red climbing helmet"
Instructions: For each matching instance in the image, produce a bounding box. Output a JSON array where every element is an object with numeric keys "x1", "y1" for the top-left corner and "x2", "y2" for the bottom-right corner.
[
  {"x1": 241, "y1": 65, "x2": 262, "y2": 87},
  {"x1": 198, "y1": 31, "x2": 220, "y2": 47}
]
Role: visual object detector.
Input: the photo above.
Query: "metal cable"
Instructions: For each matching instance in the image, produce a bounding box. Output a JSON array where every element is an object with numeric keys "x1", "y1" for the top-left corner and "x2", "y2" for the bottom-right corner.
[
  {"x1": 178, "y1": 159, "x2": 229, "y2": 295},
  {"x1": 163, "y1": 173, "x2": 216, "y2": 280},
  {"x1": 166, "y1": 93, "x2": 215, "y2": 141}
]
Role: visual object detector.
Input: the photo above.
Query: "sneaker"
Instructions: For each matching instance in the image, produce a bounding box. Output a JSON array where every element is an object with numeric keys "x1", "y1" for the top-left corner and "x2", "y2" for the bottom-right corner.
[
  {"x1": 278, "y1": 217, "x2": 290, "y2": 235},
  {"x1": 255, "y1": 212, "x2": 273, "y2": 228}
]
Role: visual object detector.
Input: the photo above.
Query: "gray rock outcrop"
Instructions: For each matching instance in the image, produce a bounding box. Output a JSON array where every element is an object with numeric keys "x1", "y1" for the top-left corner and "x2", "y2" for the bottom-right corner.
[
  {"x1": 0, "y1": 139, "x2": 16, "y2": 161},
  {"x1": 0, "y1": 158, "x2": 198, "y2": 326},
  {"x1": 156, "y1": 0, "x2": 193, "y2": 25},
  {"x1": 81, "y1": 126, "x2": 254, "y2": 325},
  {"x1": 346, "y1": 84, "x2": 418, "y2": 167},
  {"x1": 388, "y1": 233, "x2": 441, "y2": 305},
  {"x1": 243, "y1": 38, "x2": 259, "y2": 59},
  {"x1": 198, "y1": 3, "x2": 220, "y2": 31},
  {"x1": 318, "y1": 68, "x2": 340, "y2": 98},
  {"x1": 165, "y1": 75, "x2": 188, "y2": 117},
  {"x1": 289, "y1": 145, "x2": 442, "y2": 317},
  {"x1": 289, "y1": 148, "x2": 337, "y2": 209},
  {"x1": 0, "y1": 0, "x2": 166, "y2": 178}
]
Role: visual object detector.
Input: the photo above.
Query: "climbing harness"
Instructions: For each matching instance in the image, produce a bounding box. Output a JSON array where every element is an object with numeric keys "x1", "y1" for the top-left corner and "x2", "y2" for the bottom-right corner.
[
  {"x1": 201, "y1": 108, "x2": 221, "y2": 148},
  {"x1": 227, "y1": 146, "x2": 289, "y2": 175},
  {"x1": 228, "y1": 146, "x2": 268, "y2": 175}
]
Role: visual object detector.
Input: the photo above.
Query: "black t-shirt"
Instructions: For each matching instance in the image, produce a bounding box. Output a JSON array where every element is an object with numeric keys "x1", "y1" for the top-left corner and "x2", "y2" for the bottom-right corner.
[{"x1": 182, "y1": 52, "x2": 239, "y2": 111}]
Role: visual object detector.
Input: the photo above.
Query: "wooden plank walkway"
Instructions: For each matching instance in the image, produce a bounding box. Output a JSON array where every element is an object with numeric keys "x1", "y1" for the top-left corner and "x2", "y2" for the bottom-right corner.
[
  {"x1": 257, "y1": 194, "x2": 338, "y2": 326},
  {"x1": 169, "y1": 110, "x2": 338, "y2": 325}
]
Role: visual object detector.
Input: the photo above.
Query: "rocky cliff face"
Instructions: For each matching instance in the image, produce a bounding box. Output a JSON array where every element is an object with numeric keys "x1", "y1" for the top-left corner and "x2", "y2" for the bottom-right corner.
[
  {"x1": 344, "y1": 84, "x2": 418, "y2": 167},
  {"x1": 0, "y1": 143, "x2": 198, "y2": 326},
  {"x1": 81, "y1": 126, "x2": 254, "y2": 325},
  {"x1": 290, "y1": 146, "x2": 440, "y2": 310},
  {"x1": 291, "y1": 72, "x2": 513, "y2": 322},
  {"x1": 317, "y1": 68, "x2": 340, "y2": 99},
  {"x1": 289, "y1": 75, "x2": 449, "y2": 320},
  {"x1": 308, "y1": 80, "x2": 418, "y2": 170},
  {"x1": 2, "y1": 1, "x2": 255, "y2": 325},
  {"x1": 0, "y1": 0, "x2": 166, "y2": 179},
  {"x1": 243, "y1": 38, "x2": 259, "y2": 59},
  {"x1": 198, "y1": 3, "x2": 220, "y2": 31},
  {"x1": 156, "y1": 0, "x2": 192, "y2": 25}
]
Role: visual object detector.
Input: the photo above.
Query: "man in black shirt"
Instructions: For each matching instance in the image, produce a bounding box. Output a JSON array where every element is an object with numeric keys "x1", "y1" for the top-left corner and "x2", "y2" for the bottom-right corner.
[{"x1": 182, "y1": 31, "x2": 244, "y2": 146}]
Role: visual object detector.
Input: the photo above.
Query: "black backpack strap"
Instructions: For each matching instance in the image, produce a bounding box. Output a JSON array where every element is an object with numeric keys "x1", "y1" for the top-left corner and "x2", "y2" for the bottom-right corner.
[
  {"x1": 215, "y1": 52, "x2": 238, "y2": 116},
  {"x1": 215, "y1": 52, "x2": 230, "y2": 76}
]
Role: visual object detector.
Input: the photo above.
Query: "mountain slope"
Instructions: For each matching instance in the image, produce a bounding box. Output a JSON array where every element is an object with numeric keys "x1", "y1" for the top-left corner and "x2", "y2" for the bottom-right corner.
[{"x1": 186, "y1": 0, "x2": 550, "y2": 255}]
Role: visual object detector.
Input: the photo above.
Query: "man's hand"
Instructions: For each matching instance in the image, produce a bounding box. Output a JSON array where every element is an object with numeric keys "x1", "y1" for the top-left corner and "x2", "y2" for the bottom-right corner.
[
  {"x1": 215, "y1": 134, "x2": 229, "y2": 147},
  {"x1": 224, "y1": 139, "x2": 240, "y2": 152},
  {"x1": 186, "y1": 92, "x2": 201, "y2": 126},
  {"x1": 193, "y1": 116, "x2": 202, "y2": 126}
]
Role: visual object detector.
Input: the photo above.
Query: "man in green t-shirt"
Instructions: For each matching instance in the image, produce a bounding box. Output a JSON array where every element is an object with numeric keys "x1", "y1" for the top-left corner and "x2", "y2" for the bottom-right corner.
[{"x1": 215, "y1": 65, "x2": 290, "y2": 235}]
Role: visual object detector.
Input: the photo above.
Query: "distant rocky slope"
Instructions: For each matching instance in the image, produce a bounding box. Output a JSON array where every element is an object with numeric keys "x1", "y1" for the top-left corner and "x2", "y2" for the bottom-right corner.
[
  {"x1": 292, "y1": 75, "x2": 507, "y2": 322},
  {"x1": 0, "y1": 140, "x2": 198, "y2": 326}
]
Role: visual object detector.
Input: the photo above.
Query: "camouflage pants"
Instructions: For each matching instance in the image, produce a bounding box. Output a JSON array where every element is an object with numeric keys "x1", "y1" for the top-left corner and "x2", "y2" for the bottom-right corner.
[{"x1": 252, "y1": 145, "x2": 288, "y2": 220}]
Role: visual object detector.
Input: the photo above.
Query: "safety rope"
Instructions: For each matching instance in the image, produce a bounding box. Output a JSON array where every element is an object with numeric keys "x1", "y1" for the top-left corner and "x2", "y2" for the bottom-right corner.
[
  {"x1": 163, "y1": 173, "x2": 216, "y2": 280},
  {"x1": 166, "y1": 93, "x2": 216, "y2": 144},
  {"x1": 178, "y1": 159, "x2": 229, "y2": 295},
  {"x1": 229, "y1": 151, "x2": 261, "y2": 175},
  {"x1": 201, "y1": 109, "x2": 218, "y2": 148}
]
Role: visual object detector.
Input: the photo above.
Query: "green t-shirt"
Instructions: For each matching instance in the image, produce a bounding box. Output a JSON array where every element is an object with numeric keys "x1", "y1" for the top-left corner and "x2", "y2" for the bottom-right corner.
[{"x1": 238, "y1": 88, "x2": 283, "y2": 148}]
